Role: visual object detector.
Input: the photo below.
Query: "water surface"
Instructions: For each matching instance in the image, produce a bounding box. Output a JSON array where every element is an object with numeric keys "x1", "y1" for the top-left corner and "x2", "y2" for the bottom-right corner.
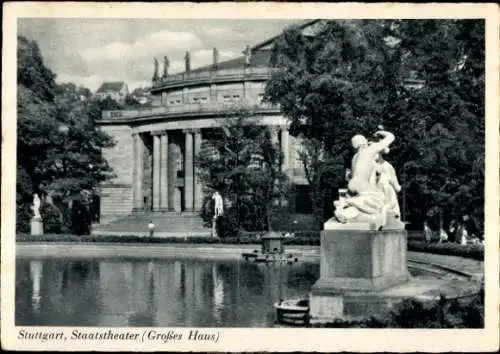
[{"x1": 16, "y1": 257, "x2": 319, "y2": 327}]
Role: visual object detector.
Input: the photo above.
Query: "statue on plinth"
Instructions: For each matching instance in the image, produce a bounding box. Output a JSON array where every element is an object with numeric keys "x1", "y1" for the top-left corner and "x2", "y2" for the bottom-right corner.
[
  {"x1": 152, "y1": 58, "x2": 159, "y2": 82},
  {"x1": 162, "y1": 56, "x2": 170, "y2": 78},
  {"x1": 184, "y1": 51, "x2": 191, "y2": 73},
  {"x1": 32, "y1": 193, "x2": 42, "y2": 220},
  {"x1": 332, "y1": 129, "x2": 402, "y2": 230},
  {"x1": 243, "y1": 44, "x2": 251, "y2": 67},
  {"x1": 212, "y1": 191, "x2": 224, "y2": 237},
  {"x1": 30, "y1": 193, "x2": 44, "y2": 235}
]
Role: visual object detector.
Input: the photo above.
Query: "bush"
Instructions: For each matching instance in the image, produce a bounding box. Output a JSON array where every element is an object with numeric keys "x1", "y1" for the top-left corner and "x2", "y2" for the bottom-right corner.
[
  {"x1": 70, "y1": 200, "x2": 91, "y2": 235},
  {"x1": 408, "y1": 241, "x2": 484, "y2": 261},
  {"x1": 215, "y1": 213, "x2": 239, "y2": 239},
  {"x1": 313, "y1": 293, "x2": 484, "y2": 328},
  {"x1": 41, "y1": 203, "x2": 63, "y2": 234},
  {"x1": 16, "y1": 202, "x2": 32, "y2": 233}
]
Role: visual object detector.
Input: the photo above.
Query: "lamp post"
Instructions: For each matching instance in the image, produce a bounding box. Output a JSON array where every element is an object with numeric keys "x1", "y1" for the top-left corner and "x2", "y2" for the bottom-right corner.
[{"x1": 402, "y1": 163, "x2": 407, "y2": 223}]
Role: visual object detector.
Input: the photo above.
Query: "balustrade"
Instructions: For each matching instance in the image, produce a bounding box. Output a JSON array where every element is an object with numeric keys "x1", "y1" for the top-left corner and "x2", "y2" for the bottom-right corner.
[
  {"x1": 152, "y1": 67, "x2": 276, "y2": 89},
  {"x1": 101, "y1": 99, "x2": 279, "y2": 120}
]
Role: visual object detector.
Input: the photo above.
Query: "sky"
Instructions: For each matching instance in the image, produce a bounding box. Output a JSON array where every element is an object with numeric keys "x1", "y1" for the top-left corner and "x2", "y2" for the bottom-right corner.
[{"x1": 18, "y1": 19, "x2": 298, "y2": 92}]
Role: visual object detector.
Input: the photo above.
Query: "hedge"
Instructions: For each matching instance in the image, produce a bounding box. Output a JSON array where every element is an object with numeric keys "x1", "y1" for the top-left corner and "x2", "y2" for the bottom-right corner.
[
  {"x1": 16, "y1": 234, "x2": 484, "y2": 261},
  {"x1": 407, "y1": 241, "x2": 484, "y2": 261},
  {"x1": 16, "y1": 231, "x2": 321, "y2": 245}
]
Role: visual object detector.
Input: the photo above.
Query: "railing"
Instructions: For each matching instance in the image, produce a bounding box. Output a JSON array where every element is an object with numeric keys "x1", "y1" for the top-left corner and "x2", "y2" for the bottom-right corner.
[
  {"x1": 101, "y1": 100, "x2": 279, "y2": 120},
  {"x1": 152, "y1": 67, "x2": 277, "y2": 89}
]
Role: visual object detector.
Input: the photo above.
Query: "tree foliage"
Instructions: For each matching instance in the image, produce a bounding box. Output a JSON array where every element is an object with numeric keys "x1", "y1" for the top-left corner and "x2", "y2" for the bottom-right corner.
[
  {"x1": 195, "y1": 107, "x2": 290, "y2": 234},
  {"x1": 264, "y1": 20, "x2": 485, "y2": 232},
  {"x1": 17, "y1": 36, "x2": 115, "y2": 233}
]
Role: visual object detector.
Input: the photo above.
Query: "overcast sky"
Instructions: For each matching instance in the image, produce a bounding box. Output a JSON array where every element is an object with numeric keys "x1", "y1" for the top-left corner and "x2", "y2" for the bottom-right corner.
[{"x1": 18, "y1": 19, "x2": 298, "y2": 92}]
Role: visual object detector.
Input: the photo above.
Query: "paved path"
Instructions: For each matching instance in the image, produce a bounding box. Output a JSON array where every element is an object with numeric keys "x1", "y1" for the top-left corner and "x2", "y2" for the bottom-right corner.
[{"x1": 15, "y1": 243, "x2": 483, "y2": 279}]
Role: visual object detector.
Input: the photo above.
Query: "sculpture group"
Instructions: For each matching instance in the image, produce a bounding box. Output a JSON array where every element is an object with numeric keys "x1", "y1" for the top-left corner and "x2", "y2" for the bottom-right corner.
[{"x1": 333, "y1": 129, "x2": 402, "y2": 230}]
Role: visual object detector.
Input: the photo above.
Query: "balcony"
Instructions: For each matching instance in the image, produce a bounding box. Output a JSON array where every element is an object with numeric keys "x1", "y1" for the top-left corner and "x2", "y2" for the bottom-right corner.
[
  {"x1": 101, "y1": 100, "x2": 279, "y2": 121},
  {"x1": 151, "y1": 67, "x2": 277, "y2": 91}
]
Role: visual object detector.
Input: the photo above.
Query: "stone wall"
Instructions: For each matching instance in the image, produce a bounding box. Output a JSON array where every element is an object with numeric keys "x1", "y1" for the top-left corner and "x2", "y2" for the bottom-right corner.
[{"x1": 99, "y1": 124, "x2": 134, "y2": 222}]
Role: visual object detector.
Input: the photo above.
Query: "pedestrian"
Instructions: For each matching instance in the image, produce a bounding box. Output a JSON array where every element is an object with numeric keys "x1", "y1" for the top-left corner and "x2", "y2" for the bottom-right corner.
[
  {"x1": 448, "y1": 219, "x2": 457, "y2": 243},
  {"x1": 460, "y1": 226, "x2": 468, "y2": 245},
  {"x1": 148, "y1": 220, "x2": 155, "y2": 237},
  {"x1": 423, "y1": 221, "x2": 433, "y2": 243},
  {"x1": 438, "y1": 228, "x2": 448, "y2": 243}
]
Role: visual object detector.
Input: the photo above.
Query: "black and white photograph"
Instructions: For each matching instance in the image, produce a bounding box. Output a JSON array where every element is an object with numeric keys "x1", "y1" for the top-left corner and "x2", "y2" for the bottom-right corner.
[{"x1": 2, "y1": 2, "x2": 499, "y2": 352}]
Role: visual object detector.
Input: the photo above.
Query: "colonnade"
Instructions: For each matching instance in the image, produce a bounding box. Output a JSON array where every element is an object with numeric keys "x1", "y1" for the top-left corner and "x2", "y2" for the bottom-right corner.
[{"x1": 131, "y1": 125, "x2": 294, "y2": 213}]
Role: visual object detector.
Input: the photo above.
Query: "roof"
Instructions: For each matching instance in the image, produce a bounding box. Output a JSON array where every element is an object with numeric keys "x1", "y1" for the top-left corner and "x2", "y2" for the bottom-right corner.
[
  {"x1": 251, "y1": 19, "x2": 321, "y2": 51},
  {"x1": 175, "y1": 19, "x2": 322, "y2": 76},
  {"x1": 189, "y1": 49, "x2": 272, "y2": 74},
  {"x1": 96, "y1": 82, "x2": 126, "y2": 93}
]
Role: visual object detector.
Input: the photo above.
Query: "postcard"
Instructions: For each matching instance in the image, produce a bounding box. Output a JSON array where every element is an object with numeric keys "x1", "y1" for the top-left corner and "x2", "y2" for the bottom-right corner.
[{"x1": 2, "y1": 2, "x2": 499, "y2": 352}]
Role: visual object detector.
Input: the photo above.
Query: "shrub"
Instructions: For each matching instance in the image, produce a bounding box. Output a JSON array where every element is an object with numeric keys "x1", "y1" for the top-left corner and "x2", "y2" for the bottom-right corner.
[
  {"x1": 407, "y1": 241, "x2": 484, "y2": 261},
  {"x1": 16, "y1": 202, "x2": 32, "y2": 233},
  {"x1": 215, "y1": 213, "x2": 239, "y2": 239},
  {"x1": 40, "y1": 203, "x2": 63, "y2": 234},
  {"x1": 312, "y1": 293, "x2": 484, "y2": 328},
  {"x1": 70, "y1": 200, "x2": 91, "y2": 235}
]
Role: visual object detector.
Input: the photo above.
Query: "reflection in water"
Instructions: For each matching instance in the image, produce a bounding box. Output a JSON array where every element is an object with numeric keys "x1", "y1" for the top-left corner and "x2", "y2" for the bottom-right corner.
[
  {"x1": 16, "y1": 257, "x2": 319, "y2": 327},
  {"x1": 30, "y1": 260, "x2": 43, "y2": 314},
  {"x1": 212, "y1": 264, "x2": 224, "y2": 325}
]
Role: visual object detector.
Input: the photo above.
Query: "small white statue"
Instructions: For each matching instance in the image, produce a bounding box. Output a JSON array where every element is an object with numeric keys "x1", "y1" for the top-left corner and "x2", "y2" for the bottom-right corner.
[
  {"x1": 212, "y1": 191, "x2": 224, "y2": 219},
  {"x1": 32, "y1": 193, "x2": 42, "y2": 220}
]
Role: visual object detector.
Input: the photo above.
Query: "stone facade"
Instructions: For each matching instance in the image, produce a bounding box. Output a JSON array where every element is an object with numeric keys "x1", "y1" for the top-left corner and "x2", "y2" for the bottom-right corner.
[
  {"x1": 96, "y1": 29, "x2": 310, "y2": 223},
  {"x1": 99, "y1": 124, "x2": 134, "y2": 223}
]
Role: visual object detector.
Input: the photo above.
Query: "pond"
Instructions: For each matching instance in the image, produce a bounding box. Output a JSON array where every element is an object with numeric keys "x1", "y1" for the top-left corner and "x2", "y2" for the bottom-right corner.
[{"x1": 16, "y1": 257, "x2": 320, "y2": 327}]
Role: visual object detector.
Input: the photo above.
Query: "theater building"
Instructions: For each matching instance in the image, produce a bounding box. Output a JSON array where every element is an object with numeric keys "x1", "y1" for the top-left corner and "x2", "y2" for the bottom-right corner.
[{"x1": 95, "y1": 21, "x2": 323, "y2": 228}]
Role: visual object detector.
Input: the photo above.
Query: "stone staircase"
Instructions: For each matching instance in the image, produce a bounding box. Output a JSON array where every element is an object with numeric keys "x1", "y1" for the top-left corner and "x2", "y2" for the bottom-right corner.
[{"x1": 92, "y1": 211, "x2": 212, "y2": 237}]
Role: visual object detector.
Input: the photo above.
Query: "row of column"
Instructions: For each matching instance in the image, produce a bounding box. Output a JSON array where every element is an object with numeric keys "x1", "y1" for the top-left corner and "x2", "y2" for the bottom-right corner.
[
  {"x1": 133, "y1": 130, "x2": 203, "y2": 212},
  {"x1": 132, "y1": 125, "x2": 293, "y2": 212}
]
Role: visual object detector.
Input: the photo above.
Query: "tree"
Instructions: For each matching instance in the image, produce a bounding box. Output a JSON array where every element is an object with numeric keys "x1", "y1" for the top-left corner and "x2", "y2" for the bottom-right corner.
[
  {"x1": 195, "y1": 107, "x2": 289, "y2": 234},
  {"x1": 17, "y1": 36, "x2": 115, "y2": 233},
  {"x1": 264, "y1": 20, "x2": 398, "y2": 226},
  {"x1": 390, "y1": 20, "x2": 485, "y2": 231},
  {"x1": 264, "y1": 20, "x2": 485, "y2": 231}
]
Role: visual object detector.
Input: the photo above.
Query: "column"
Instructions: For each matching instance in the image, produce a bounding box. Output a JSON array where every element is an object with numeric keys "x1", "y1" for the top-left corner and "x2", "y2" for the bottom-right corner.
[
  {"x1": 184, "y1": 130, "x2": 194, "y2": 211},
  {"x1": 210, "y1": 84, "x2": 217, "y2": 102},
  {"x1": 167, "y1": 139, "x2": 176, "y2": 211},
  {"x1": 182, "y1": 88, "x2": 189, "y2": 104},
  {"x1": 194, "y1": 130, "x2": 203, "y2": 211},
  {"x1": 281, "y1": 126, "x2": 291, "y2": 175},
  {"x1": 152, "y1": 132, "x2": 161, "y2": 211},
  {"x1": 132, "y1": 133, "x2": 144, "y2": 211},
  {"x1": 160, "y1": 132, "x2": 169, "y2": 210}
]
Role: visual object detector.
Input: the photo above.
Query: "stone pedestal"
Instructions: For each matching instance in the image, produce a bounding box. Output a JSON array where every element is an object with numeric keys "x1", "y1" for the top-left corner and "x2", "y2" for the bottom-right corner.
[
  {"x1": 30, "y1": 217, "x2": 44, "y2": 236},
  {"x1": 309, "y1": 220, "x2": 411, "y2": 323}
]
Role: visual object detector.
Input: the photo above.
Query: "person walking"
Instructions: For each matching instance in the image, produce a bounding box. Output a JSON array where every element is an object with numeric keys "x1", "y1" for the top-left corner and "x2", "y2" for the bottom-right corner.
[
  {"x1": 423, "y1": 221, "x2": 433, "y2": 243},
  {"x1": 148, "y1": 220, "x2": 156, "y2": 237},
  {"x1": 438, "y1": 228, "x2": 448, "y2": 243}
]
